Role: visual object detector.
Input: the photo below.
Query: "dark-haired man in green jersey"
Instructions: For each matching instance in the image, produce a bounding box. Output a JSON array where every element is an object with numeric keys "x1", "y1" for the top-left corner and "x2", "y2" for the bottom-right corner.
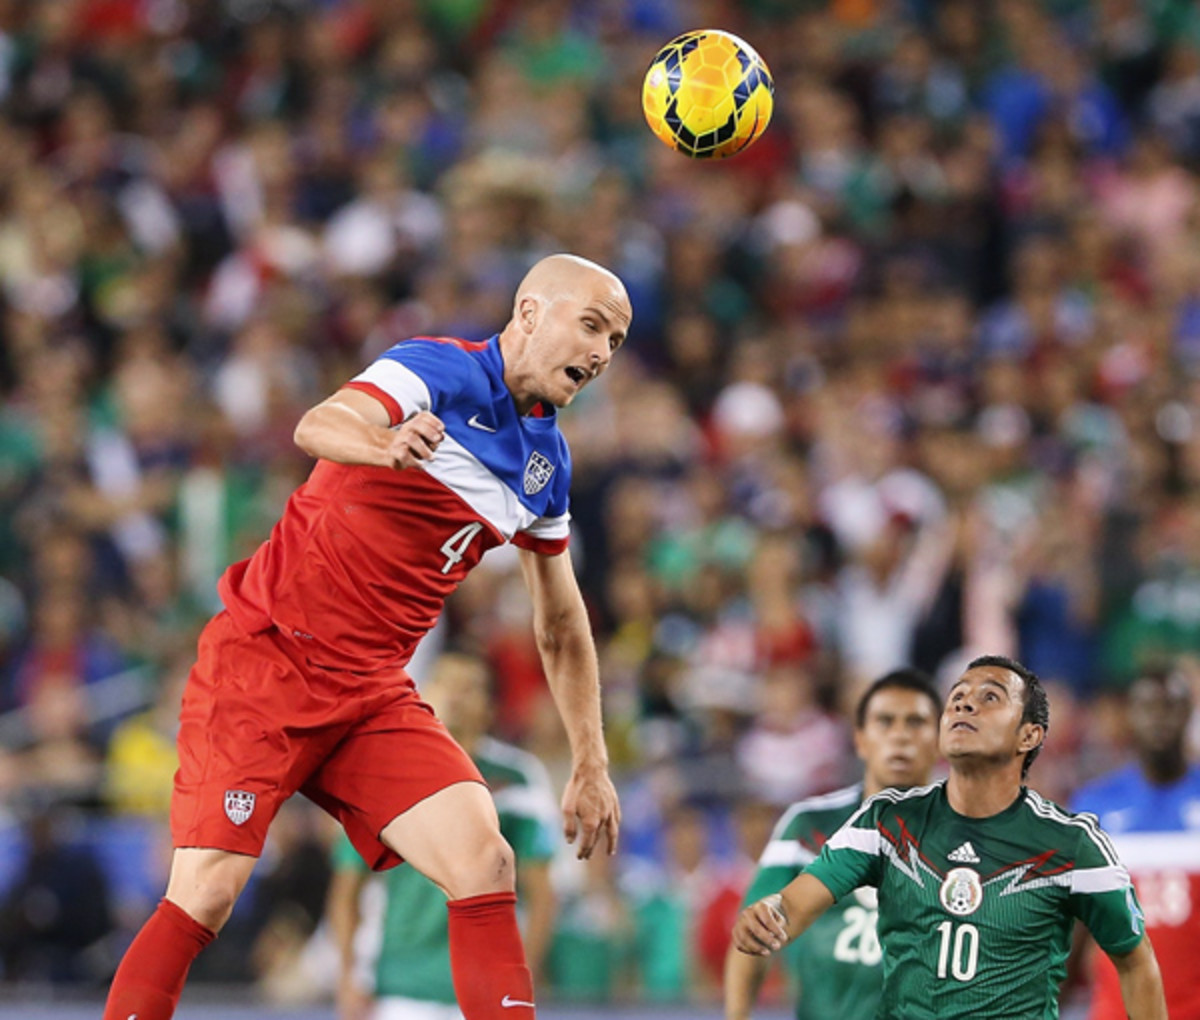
[
  {"x1": 732, "y1": 655, "x2": 1168, "y2": 1020},
  {"x1": 725, "y1": 668, "x2": 942, "y2": 1020},
  {"x1": 327, "y1": 653, "x2": 558, "y2": 1020}
]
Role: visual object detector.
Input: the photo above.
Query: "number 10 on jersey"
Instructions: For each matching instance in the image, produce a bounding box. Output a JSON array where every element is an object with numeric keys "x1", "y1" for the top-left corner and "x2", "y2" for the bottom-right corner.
[{"x1": 936, "y1": 921, "x2": 979, "y2": 981}]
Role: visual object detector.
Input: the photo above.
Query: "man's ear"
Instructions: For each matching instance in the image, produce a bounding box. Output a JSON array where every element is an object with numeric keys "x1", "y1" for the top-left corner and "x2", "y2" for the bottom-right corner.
[
  {"x1": 518, "y1": 295, "x2": 538, "y2": 332},
  {"x1": 1017, "y1": 722, "x2": 1045, "y2": 756}
]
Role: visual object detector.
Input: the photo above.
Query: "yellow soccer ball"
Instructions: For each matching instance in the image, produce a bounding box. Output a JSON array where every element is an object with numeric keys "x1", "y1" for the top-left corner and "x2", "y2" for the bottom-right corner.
[{"x1": 642, "y1": 29, "x2": 774, "y2": 160}]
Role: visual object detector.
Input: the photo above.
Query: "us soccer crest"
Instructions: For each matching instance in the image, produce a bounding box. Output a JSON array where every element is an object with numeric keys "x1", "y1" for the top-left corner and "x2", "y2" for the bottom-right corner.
[
  {"x1": 940, "y1": 867, "x2": 983, "y2": 916},
  {"x1": 224, "y1": 789, "x2": 256, "y2": 826},
  {"x1": 523, "y1": 452, "x2": 555, "y2": 495}
]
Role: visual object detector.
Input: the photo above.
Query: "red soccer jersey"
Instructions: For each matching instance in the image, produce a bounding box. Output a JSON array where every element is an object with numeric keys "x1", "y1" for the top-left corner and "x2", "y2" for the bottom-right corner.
[
  {"x1": 1086, "y1": 831, "x2": 1200, "y2": 1020},
  {"x1": 1073, "y1": 765, "x2": 1200, "y2": 1020},
  {"x1": 219, "y1": 336, "x2": 572, "y2": 673}
]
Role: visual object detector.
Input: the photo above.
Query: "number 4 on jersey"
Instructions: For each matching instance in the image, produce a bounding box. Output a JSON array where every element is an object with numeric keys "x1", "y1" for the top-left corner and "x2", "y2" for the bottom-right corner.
[{"x1": 440, "y1": 522, "x2": 484, "y2": 574}]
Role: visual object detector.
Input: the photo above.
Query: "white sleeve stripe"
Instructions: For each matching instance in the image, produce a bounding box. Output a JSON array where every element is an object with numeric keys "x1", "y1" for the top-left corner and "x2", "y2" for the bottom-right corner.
[
  {"x1": 833, "y1": 782, "x2": 940, "y2": 836},
  {"x1": 1025, "y1": 792, "x2": 1120, "y2": 868},
  {"x1": 1073, "y1": 807, "x2": 1122, "y2": 866},
  {"x1": 522, "y1": 513, "x2": 571, "y2": 539},
  {"x1": 758, "y1": 840, "x2": 816, "y2": 868},
  {"x1": 827, "y1": 827, "x2": 880, "y2": 855},
  {"x1": 1071, "y1": 864, "x2": 1132, "y2": 894},
  {"x1": 767, "y1": 805, "x2": 806, "y2": 844},
  {"x1": 352, "y1": 358, "x2": 432, "y2": 414}
]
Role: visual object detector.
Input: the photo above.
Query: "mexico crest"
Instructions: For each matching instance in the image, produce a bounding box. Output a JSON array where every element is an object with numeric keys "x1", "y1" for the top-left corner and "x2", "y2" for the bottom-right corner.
[
  {"x1": 224, "y1": 789, "x2": 256, "y2": 826},
  {"x1": 940, "y1": 867, "x2": 983, "y2": 916},
  {"x1": 523, "y1": 452, "x2": 555, "y2": 495}
]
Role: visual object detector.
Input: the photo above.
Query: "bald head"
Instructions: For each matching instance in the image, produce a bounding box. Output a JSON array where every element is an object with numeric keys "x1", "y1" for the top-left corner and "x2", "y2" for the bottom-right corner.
[
  {"x1": 515, "y1": 254, "x2": 631, "y2": 317},
  {"x1": 500, "y1": 253, "x2": 632, "y2": 413}
]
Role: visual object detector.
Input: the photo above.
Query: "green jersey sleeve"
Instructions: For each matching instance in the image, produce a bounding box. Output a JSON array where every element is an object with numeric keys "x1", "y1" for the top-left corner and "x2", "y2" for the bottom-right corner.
[
  {"x1": 803, "y1": 797, "x2": 885, "y2": 901},
  {"x1": 1068, "y1": 813, "x2": 1145, "y2": 956},
  {"x1": 500, "y1": 809, "x2": 555, "y2": 863},
  {"x1": 743, "y1": 804, "x2": 817, "y2": 906},
  {"x1": 331, "y1": 829, "x2": 370, "y2": 874},
  {"x1": 490, "y1": 763, "x2": 556, "y2": 864}
]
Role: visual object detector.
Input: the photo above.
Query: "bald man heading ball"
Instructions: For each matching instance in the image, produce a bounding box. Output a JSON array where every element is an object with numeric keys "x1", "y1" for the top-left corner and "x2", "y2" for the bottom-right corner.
[{"x1": 103, "y1": 255, "x2": 631, "y2": 1020}]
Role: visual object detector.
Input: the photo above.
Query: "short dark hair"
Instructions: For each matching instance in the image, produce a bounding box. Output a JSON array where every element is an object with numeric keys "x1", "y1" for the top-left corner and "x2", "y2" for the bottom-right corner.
[
  {"x1": 966, "y1": 654, "x2": 1050, "y2": 779},
  {"x1": 1132, "y1": 662, "x2": 1189, "y2": 694},
  {"x1": 856, "y1": 668, "x2": 943, "y2": 729}
]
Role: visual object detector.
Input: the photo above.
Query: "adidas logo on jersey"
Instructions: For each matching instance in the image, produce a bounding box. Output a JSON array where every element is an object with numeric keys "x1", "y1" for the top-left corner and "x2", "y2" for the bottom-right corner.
[{"x1": 947, "y1": 841, "x2": 980, "y2": 864}]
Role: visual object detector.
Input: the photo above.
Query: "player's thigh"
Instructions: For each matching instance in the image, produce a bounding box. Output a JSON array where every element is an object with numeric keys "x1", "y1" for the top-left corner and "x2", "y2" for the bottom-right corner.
[
  {"x1": 379, "y1": 781, "x2": 514, "y2": 899},
  {"x1": 304, "y1": 692, "x2": 485, "y2": 871},
  {"x1": 165, "y1": 846, "x2": 258, "y2": 932},
  {"x1": 372, "y1": 997, "x2": 465, "y2": 1020},
  {"x1": 173, "y1": 612, "x2": 345, "y2": 858}
]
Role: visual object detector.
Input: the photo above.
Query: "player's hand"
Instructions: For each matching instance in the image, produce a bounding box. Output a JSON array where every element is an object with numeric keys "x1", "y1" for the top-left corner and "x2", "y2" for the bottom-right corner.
[
  {"x1": 561, "y1": 762, "x2": 620, "y2": 859},
  {"x1": 732, "y1": 894, "x2": 790, "y2": 957},
  {"x1": 386, "y1": 411, "x2": 445, "y2": 469}
]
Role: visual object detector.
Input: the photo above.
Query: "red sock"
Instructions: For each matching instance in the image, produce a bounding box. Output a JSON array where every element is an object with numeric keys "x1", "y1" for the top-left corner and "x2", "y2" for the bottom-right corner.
[
  {"x1": 447, "y1": 891, "x2": 535, "y2": 1018},
  {"x1": 102, "y1": 898, "x2": 216, "y2": 1020}
]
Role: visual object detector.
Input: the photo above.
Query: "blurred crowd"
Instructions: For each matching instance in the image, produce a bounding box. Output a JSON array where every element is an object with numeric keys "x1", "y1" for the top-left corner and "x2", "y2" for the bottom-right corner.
[{"x1": 2, "y1": 0, "x2": 1200, "y2": 1006}]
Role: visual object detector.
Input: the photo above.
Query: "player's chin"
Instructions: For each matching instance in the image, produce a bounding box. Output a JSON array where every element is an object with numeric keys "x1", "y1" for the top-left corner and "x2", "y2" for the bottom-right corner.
[
  {"x1": 880, "y1": 766, "x2": 921, "y2": 788},
  {"x1": 941, "y1": 732, "x2": 976, "y2": 756},
  {"x1": 551, "y1": 382, "x2": 584, "y2": 407}
]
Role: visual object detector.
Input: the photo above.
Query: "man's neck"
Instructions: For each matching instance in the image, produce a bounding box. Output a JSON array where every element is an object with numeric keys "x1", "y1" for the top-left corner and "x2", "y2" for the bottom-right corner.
[
  {"x1": 945, "y1": 764, "x2": 1023, "y2": 818},
  {"x1": 496, "y1": 324, "x2": 537, "y2": 416}
]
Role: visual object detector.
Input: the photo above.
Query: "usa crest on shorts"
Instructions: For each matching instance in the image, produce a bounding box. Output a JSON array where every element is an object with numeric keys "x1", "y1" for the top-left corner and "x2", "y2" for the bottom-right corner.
[
  {"x1": 224, "y1": 789, "x2": 256, "y2": 826},
  {"x1": 523, "y1": 452, "x2": 555, "y2": 495}
]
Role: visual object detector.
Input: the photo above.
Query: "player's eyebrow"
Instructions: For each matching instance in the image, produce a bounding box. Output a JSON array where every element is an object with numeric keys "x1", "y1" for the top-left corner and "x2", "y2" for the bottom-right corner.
[
  {"x1": 585, "y1": 303, "x2": 628, "y2": 344},
  {"x1": 950, "y1": 678, "x2": 1011, "y2": 698}
]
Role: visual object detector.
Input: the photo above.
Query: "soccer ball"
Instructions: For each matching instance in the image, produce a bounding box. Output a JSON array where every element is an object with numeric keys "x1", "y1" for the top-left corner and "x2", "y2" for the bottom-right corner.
[{"x1": 642, "y1": 29, "x2": 774, "y2": 160}]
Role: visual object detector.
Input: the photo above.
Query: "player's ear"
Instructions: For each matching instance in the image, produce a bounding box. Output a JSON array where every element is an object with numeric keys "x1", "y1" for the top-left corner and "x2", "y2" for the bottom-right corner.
[
  {"x1": 1017, "y1": 722, "x2": 1044, "y2": 755},
  {"x1": 518, "y1": 295, "x2": 538, "y2": 333}
]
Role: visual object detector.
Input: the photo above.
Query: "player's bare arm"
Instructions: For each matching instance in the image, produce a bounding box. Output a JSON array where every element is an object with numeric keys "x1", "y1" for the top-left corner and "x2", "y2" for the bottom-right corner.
[
  {"x1": 518, "y1": 546, "x2": 620, "y2": 859},
  {"x1": 1109, "y1": 938, "x2": 1168, "y2": 1020},
  {"x1": 732, "y1": 874, "x2": 835, "y2": 957},
  {"x1": 294, "y1": 387, "x2": 445, "y2": 469},
  {"x1": 723, "y1": 937, "x2": 772, "y2": 1020}
]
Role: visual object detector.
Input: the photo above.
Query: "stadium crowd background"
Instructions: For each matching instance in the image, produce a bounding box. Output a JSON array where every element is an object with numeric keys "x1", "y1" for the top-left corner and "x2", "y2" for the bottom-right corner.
[{"x1": 0, "y1": 0, "x2": 1198, "y2": 1009}]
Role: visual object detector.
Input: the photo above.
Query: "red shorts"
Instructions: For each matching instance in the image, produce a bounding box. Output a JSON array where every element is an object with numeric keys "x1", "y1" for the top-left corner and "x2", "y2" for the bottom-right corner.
[{"x1": 171, "y1": 611, "x2": 483, "y2": 870}]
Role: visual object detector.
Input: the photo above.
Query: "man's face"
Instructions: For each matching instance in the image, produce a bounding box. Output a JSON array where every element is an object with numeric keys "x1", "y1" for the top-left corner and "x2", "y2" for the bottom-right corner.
[
  {"x1": 519, "y1": 278, "x2": 630, "y2": 407},
  {"x1": 855, "y1": 687, "x2": 940, "y2": 790},
  {"x1": 940, "y1": 665, "x2": 1041, "y2": 770},
  {"x1": 424, "y1": 658, "x2": 491, "y2": 740},
  {"x1": 1128, "y1": 675, "x2": 1191, "y2": 756}
]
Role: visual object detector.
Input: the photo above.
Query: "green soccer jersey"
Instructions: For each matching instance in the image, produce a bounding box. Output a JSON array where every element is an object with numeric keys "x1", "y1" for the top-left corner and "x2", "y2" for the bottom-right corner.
[
  {"x1": 803, "y1": 781, "x2": 1146, "y2": 1020},
  {"x1": 332, "y1": 736, "x2": 557, "y2": 1004},
  {"x1": 743, "y1": 784, "x2": 882, "y2": 1020}
]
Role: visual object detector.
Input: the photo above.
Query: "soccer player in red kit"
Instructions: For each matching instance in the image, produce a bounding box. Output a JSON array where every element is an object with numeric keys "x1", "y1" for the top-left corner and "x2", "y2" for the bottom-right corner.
[{"x1": 102, "y1": 254, "x2": 629, "y2": 1020}]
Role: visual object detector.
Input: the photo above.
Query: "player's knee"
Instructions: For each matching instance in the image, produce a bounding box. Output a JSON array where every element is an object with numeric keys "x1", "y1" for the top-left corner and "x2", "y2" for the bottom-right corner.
[
  {"x1": 168, "y1": 874, "x2": 243, "y2": 931},
  {"x1": 445, "y1": 835, "x2": 516, "y2": 898}
]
